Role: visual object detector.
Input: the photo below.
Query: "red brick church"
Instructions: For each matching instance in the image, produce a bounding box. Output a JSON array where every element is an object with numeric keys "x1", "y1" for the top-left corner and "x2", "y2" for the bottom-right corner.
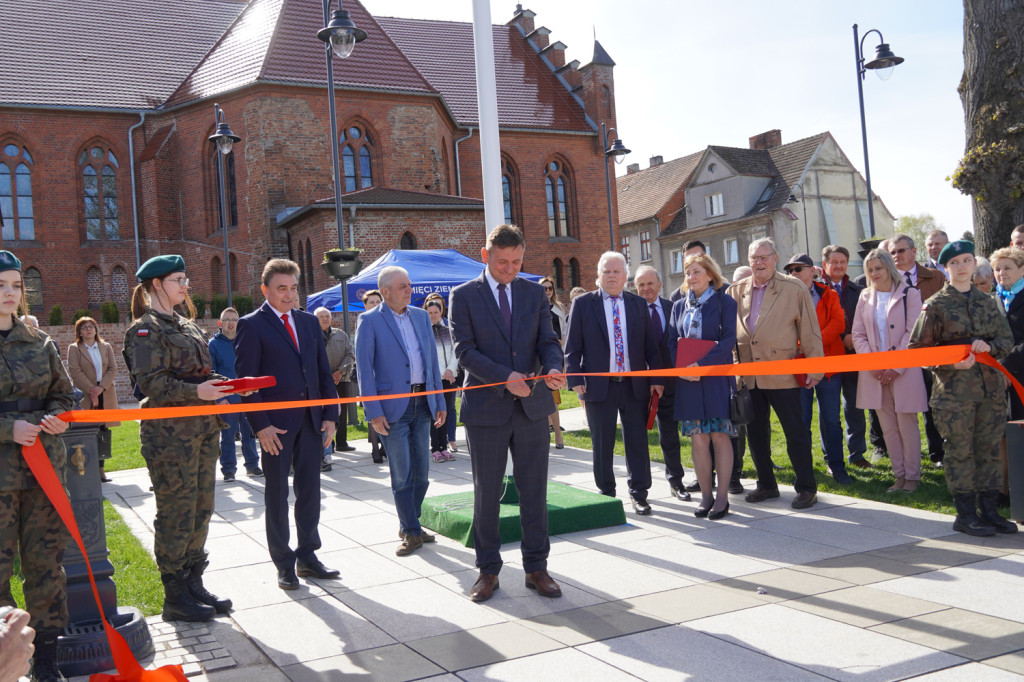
[{"x1": 0, "y1": 0, "x2": 621, "y2": 317}]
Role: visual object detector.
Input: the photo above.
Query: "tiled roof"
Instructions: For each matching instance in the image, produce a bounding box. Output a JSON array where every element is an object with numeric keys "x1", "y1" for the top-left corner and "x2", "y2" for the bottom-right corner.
[
  {"x1": 377, "y1": 16, "x2": 593, "y2": 131},
  {"x1": 167, "y1": 0, "x2": 435, "y2": 107},
  {"x1": 661, "y1": 206, "x2": 688, "y2": 237},
  {"x1": 616, "y1": 152, "x2": 702, "y2": 225},
  {"x1": 591, "y1": 40, "x2": 616, "y2": 66},
  {"x1": 0, "y1": 0, "x2": 243, "y2": 109},
  {"x1": 315, "y1": 187, "x2": 483, "y2": 206},
  {"x1": 707, "y1": 145, "x2": 776, "y2": 177}
]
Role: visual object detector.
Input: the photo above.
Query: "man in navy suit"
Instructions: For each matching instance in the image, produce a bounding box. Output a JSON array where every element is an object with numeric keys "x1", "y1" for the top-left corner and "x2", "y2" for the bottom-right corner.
[
  {"x1": 235, "y1": 258, "x2": 340, "y2": 590},
  {"x1": 565, "y1": 252, "x2": 663, "y2": 515},
  {"x1": 449, "y1": 224, "x2": 566, "y2": 603},
  {"x1": 356, "y1": 266, "x2": 445, "y2": 558},
  {"x1": 634, "y1": 265, "x2": 689, "y2": 501}
]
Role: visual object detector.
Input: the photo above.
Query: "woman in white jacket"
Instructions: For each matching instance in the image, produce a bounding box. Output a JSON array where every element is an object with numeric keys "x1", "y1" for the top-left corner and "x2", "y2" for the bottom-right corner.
[{"x1": 426, "y1": 299, "x2": 458, "y2": 462}]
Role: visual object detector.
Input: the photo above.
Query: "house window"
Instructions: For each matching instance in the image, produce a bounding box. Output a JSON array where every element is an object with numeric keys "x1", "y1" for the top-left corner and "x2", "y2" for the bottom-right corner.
[
  {"x1": 81, "y1": 144, "x2": 120, "y2": 240},
  {"x1": 553, "y1": 259, "x2": 563, "y2": 290},
  {"x1": 705, "y1": 192, "x2": 724, "y2": 218},
  {"x1": 340, "y1": 123, "x2": 374, "y2": 192},
  {"x1": 400, "y1": 231, "x2": 417, "y2": 250},
  {"x1": 502, "y1": 156, "x2": 519, "y2": 225},
  {"x1": 620, "y1": 234, "x2": 630, "y2": 267},
  {"x1": 569, "y1": 258, "x2": 580, "y2": 288},
  {"x1": 724, "y1": 238, "x2": 739, "y2": 265},
  {"x1": 0, "y1": 143, "x2": 34, "y2": 240},
  {"x1": 544, "y1": 159, "x2": 574, "y2": 237},
  {"x1": 24, "y1": 267, "x2": 42, "y2": 310},
  {"x1": 211, "y1": 147, "x2": 238, "y2": 228},
  {"x1": 639, "y1": 230, "x2": 651, "y2": 261},
  {"x1": 670, "y1": 249, "x2": 683, "y2": 274}
]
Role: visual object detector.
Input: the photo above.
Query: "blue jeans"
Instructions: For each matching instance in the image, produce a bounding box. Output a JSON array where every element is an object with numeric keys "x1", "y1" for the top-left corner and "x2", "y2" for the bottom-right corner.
[
  {"x1": 379, "y1": 395, "x2": 432, "y2": 537},
  {"x1": 801, "y1": 375, "x2": 844, "y2": 470},
  {"x1": 840, "y1": 371, "x2": 867, "y2": 460},
  {"x1": 219, "y1": 396, "x2": 259, "y2": 475}
]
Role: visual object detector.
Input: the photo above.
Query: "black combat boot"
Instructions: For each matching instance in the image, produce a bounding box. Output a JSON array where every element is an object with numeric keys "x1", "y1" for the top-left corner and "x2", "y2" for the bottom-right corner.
[
  {"x1": 952, "y1": 493, "x2": 996, "y2": 537},
  {"x1": 31, "y1": 631, "x2": 65, "y2": 682},
  {"x1": 185, "y1": 560, "x2": 233, "y2": 613},
  {"x1": 979, "y1": 490, "x2": 1019, "y2": 534},
  {"x1": 161, "y1": 571, "x2": 215, "y2": 622}
]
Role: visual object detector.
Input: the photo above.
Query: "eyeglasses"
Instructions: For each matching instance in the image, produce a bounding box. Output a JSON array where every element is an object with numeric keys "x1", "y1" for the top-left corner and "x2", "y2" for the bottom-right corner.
[
  {"x1": 749, "y1": 254, "x2": 773, "y2": 263},
  {"x1": 543, "y1": 286, "x2": 553, "y2": 291},
  {"x1": 164, "y1": 277, "x2": 189, "y2": 287}
]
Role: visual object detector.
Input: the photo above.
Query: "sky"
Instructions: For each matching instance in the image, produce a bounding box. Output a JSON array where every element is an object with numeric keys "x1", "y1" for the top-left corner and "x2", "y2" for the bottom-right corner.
[{"x1": 361, "y1": 0, "x2": 971, "y2": 236}]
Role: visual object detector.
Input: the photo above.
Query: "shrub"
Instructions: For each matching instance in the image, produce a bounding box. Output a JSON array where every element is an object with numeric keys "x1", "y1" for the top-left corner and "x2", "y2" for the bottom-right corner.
[
  {"x1": 233, "y1": 294, "x2": 254, "y2": 316},
  {"x1": 209, "y1": 294, "x2": 229, "y2": 320},
  {"x1": 72, "y1": 310, "x2": 91, "y2": 323},
  {"x1": 48, "y1": 305, "x2": 63, "y2": 326},
  {"x1": 100, "y1": 301, "x2": 119, "y2": 324},
  {"x1": 190, "y1": 294, "x2": 206, "y2": 319}
]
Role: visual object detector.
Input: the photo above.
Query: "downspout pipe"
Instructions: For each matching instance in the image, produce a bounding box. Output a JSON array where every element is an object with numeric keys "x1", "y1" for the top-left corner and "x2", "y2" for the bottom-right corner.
[
  {"x1": 453, "y1": 127, "x2": 474, "y2": 196},
  {"x1": 128, "y1": 112, "x2": 147, "y2": 271}
]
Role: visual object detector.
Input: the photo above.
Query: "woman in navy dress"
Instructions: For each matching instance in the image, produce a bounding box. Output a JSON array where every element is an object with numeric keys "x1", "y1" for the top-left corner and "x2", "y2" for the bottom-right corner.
[{"x1": 667, "y1": 253, "x2": 737, "y2": 519}]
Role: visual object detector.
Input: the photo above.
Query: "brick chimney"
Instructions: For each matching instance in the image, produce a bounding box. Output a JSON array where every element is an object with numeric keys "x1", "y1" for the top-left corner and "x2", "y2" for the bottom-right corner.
[
  {"x1": 627, "y1": 163, "x2": 640, "y2": 174},
  {"x1": 749, "y1": 129, "x2": 782, "y2": 150},
  {"x1": 649, "y1": 155, "x2": 663, "y2": 168},
  {"x1": 508, "y1": 5, "x2": 535, "y2": 35}
]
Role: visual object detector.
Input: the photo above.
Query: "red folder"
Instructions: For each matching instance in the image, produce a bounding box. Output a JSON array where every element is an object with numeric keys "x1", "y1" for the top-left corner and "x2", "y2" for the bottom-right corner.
[
  {"x1": 213, "y1": 376, "x2": 277, "y2": 394},
  {"x1": 646, "y1": 392, "x2": 659, "y2": 430},
  {"x1": 675, "y1": 338, "x2": 716, "y2": 368}
]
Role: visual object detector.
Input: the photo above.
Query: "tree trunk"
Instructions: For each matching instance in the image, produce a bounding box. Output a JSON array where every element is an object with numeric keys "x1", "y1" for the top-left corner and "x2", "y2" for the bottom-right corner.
[{"x1": 954, "y1": 0, "x2": 1024, "y2": 256}]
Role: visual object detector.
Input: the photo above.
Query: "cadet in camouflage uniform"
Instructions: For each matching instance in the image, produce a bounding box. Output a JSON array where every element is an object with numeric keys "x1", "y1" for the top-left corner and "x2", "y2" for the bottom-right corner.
[
  {"x1": 909, "y1": 240, "x2": 1018, "y2": 536},
  {"x1": 0, "y1": 250, "x2": 75, "y2": 682},
  {"x1": 123, "y1": 255, "x2": 235, "y2": 622}
]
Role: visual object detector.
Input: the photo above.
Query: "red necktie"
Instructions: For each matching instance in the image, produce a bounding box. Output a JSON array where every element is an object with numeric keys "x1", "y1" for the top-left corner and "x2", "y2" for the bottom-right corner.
[{"x1": 281, "y1": 313, "x2": 298, "y2": 349}]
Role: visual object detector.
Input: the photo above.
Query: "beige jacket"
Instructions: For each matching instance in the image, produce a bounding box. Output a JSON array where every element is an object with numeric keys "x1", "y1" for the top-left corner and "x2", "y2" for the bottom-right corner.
[
  {"x1": 67, "y1": 340, "x2": 121, "y2": 426},
  {"x1": 728, "y1": 270, "x2": 824, "y2": 389}
]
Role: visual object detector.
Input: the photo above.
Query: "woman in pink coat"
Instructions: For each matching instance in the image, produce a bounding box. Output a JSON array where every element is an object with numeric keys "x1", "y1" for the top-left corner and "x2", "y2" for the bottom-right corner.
[{"x1": 852, "y1": 249, "x2": 928, "y2": 493}]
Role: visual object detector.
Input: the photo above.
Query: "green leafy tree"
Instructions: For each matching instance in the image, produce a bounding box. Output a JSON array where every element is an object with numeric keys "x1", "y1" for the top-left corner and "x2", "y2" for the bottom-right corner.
[
  {"x1": 48, "y1": 305, "x2": 63, "y2": 326},
  {"x1": 894, "y1": 214, "x2": 944, "y2": 251}
]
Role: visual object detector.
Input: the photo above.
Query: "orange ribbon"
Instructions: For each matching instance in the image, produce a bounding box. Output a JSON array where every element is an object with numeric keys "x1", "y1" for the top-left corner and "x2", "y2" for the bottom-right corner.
[{"x1": 23, "y1": 343, "x2": 1023, "y2": 680}]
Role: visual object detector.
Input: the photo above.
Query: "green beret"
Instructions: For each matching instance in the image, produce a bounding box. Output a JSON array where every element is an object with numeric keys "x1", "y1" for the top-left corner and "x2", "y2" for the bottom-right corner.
[
  {"x1": 938, "y1": 240, "x2": 975, "y2": 266},
  {"x1": 0, "y1": 251, "x2": 21, "y2": 273},
  {"x1": 136, "y1": 254, "x2": 186, "y2": 281}
]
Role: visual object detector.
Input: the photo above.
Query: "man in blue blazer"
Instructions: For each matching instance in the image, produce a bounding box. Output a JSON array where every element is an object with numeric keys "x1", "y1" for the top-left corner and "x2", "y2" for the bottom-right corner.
[
  {"x1": 356, "y1": 266, "x2": 445, "y2": 557},
  {"x1": 235, "y1": 259, "x2": 340, "y2": 590},
  {"x1": 449, "y1": 224, "x2": 566, "y2": 603},
  {"x1": 565, "y1": 252, "x2": 663, "y2": 515}
]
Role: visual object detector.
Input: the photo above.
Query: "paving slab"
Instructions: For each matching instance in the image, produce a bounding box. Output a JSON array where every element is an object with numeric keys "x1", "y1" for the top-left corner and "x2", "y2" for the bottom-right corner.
[
  {"x1": 790, "y1": 550, "x2": 936, "y2": 585},
  {"x1": 280, "y1": 643, "x2": 444, "y2": 681},
  {"x1": 869, "y1": 608, "x2": 1024, "y2": 660},
  {"x1": 707, "y1": 567, "x2": 853, "y2": 604},
  {"x1": 518, "y1": 600, "x2": 671, "y2": 647},
  {"x1": 544, "y1": 546, "x2": 696, "y2": 600},
  {"x1": 785, "y1": 586, "x2": 948, "y2": 628},
  {"x1": 689, "y1": 603, "x2": 967, "y2": 681},
  {"x1": 456, "y1": 646, "x2": 642, "y2": 681},
  {"x1": 626, "y1": 583, "x2": 768, "y2": 624},
  {"x1": 407, "y1": 621, "x2": 564, "y2": 672},
  {"x1": 682, "y1": 524, "x2": 851, "y2": 566},
  {"x1": 906, "y1": 661, "x2": 1024, "y2": 680},
  {"x1": 981, "y1": 650, "x2": 1024, "y2": 676},
  {"x1": 430, "y1": 566, "x2": 606, "y2": 620}
]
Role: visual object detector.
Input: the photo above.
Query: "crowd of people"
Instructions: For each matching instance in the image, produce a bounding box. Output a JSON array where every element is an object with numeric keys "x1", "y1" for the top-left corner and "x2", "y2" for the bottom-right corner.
[{"x1": 2, "y1": 222, "x2": 1023, "y2": 679}]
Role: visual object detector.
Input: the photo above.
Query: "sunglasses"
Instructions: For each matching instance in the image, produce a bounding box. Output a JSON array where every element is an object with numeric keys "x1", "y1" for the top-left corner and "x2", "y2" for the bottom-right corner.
[
  {"x1": 543, "y1": 286, "x2": 553, "y2": 291},
  {"x1": 787, "y1": 266, "x2": 807, "y2": 273},
  {"x1": 890, "y1": 247, "x2": 910, "y2": 255}
]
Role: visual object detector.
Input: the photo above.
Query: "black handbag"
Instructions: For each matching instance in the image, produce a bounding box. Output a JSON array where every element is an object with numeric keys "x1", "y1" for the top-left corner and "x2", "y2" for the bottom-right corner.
[{"x1": 729, "y1": 379, "x2": 754, "y2": 426}]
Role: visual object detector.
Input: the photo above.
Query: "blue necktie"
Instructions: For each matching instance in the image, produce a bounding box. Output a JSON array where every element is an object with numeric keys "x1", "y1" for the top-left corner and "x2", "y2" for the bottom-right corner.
[{"x1": 498, "y1": 283, "x2": 512, "y2": 335}]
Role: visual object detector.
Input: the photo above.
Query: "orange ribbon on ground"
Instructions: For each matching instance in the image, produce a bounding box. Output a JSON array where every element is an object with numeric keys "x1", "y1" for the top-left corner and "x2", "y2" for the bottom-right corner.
[{"x1": 23, "y1": 342, "x2": 1023, "y2": 680}]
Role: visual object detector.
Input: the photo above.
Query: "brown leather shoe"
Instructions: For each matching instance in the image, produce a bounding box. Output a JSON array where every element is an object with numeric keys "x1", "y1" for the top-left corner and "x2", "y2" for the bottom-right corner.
[
  {"x1": 469, "y1": 572, "x2": 499, "y2": 602},
  {"x1": 791, "y1": 491, "x2": 818, "y2": 510},
  {"x1": 525, "y1": 571, "x2": 562, "y2": 598}
]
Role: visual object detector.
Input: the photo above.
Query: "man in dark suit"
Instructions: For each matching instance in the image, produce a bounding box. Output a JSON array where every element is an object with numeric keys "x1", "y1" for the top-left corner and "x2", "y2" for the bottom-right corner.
[
  {"x1": 634, "y1": 265, "x2": 689, "y2": 501},
  {"x1": 565, "y1": 252, "x2": 663, "y2": 515},
  {"x1": 889, "y1": 233, "x2": 946, "y2": 463},
  {"x1": 449, "y1": 224, "x2": 566, "y2": 604},
  {"x1": 821, "y1": 245, "x2": 870, "y2": 469},
  {"x1": 235, "y1": 258, "x2": 340, "y2": 591}
]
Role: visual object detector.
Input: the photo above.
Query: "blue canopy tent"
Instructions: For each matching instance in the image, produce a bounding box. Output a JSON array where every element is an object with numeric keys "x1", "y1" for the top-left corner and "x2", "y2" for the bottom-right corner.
[{"x1": 307, "y1": 249, "x2": 543, "y2": 313}]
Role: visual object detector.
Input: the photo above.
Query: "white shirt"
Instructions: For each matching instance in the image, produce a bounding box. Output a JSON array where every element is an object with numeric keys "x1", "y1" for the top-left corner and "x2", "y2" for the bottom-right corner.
[
  {"x1": 875, "y1": 291, "x2": 892, "y2": 351},
  {"x1": 483, "y1": 268, "x2": 512, "y2": 312},
  {"x1": 391, "y1": 307, "x2": 426, "y2": 384},
  {"x1": 268, "y1": 302, "x2": 299, "y2": 352},
  {"x1": 600, "y1": 288, "x2": 631, "y2": 373},
  {"x1": 84, "y1": 342, "x2": 103, "y2": 383}
]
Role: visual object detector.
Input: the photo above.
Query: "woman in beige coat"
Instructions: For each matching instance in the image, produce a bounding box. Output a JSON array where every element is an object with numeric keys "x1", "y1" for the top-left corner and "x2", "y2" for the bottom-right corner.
[
  {"x1": 67, "y1": 316, "x2": 120, "y2": 481},
  {"x1": 852, "y1": 250, "x2": 928, "y2": 493}
]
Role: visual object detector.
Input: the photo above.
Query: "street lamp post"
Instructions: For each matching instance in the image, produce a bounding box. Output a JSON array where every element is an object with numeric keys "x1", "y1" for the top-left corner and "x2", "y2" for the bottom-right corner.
[
  {"x1": 209, "y1": 103, "x2": 241, "y2": 307},
  {"x1": 853, "y1": 23, "x2": 904, "y2": 238},
  {"x1": 318, "y1": 0, "x2": 366, "y2": 335},
  {"x1": 601, "y1": 123, "x2": 631, "y2": 251}
]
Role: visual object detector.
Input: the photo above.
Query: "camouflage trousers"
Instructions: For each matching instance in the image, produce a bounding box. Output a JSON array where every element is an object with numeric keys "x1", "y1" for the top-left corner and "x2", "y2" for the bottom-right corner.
[
  {"x1": 932, "y1": 398, "x2": 1005, "y2": 494},
  {"x1": 141, "y1": 425, "x2": 219, "y2": 575},
  {"x1": 0, "y1": 487, "x2": 68, "y2": 633}
]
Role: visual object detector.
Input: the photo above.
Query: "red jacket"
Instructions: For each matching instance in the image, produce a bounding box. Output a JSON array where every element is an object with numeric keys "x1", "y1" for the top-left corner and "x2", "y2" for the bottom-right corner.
[{"x1": 813, "y1": 281, "x2": 846, "y2": 376}]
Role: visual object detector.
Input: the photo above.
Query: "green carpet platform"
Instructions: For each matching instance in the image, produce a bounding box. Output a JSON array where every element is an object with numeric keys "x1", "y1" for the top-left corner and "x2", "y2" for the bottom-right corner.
[{"x1": 419, "y1": 477, "x2": 627, "y2": 547}]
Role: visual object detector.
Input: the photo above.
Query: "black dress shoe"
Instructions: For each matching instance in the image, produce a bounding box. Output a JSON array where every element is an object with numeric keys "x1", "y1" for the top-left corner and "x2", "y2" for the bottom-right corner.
[
  {"x1": 671, "y1": 485, "x2": 692, "y2": 502},
  {"x1": 728, "y1": 480, "x2": 745, "y2": 495},
  {"x1": 684, "y1": 479, "x2": 703, "y2": 493},
  {"x1": 336, "y1": 444, "x2": 356, "y2": 452},
  {"x1": 296, "y1": 557, "x2": 341, "y2": 579},
  {"x1": 694, "y1": 504, "x2": 711, "y2": 518},
  {"x1": 791, "y1": 491, "x2": 818, "y2": 510},
  {"x1": 631, "y1": 498, "x2": 652, "y2": 516},
  {"x1": 744, "y1": 488, "x2": 780, "y2": 503},
  {"x1": 708, "y1": 503, "x2": 730, "y2": 520},
  {"x1": 278, "y1": 568, "x2": 299, "y2": 591}
]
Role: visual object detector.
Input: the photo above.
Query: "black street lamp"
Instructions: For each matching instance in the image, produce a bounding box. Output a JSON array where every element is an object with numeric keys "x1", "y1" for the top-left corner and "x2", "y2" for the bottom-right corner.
[
  {"x1": 853, "y1": 24, "x2": 904, "y2": 238},
  {"x1": 601, "y1": 123, "x2": 630, "y2": 251},
  {"x1": 317, "y1": 0, "x2": 366, "y2": 335},
  {"x1": 209, "y1": 103, "x2": 241, "y2": 307}
]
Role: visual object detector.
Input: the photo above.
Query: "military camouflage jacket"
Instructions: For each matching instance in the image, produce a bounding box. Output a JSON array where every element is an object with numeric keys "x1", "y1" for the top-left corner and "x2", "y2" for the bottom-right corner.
[
  {"x1": 909, "y1": 283, "x2": 1013, "y2": 407},
  {"x1": 0, "y1": 317, "x2": 75, "y2": 491},
  {"x1": 123, "y1": 308, "x2": 227, "y2": 434}
]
